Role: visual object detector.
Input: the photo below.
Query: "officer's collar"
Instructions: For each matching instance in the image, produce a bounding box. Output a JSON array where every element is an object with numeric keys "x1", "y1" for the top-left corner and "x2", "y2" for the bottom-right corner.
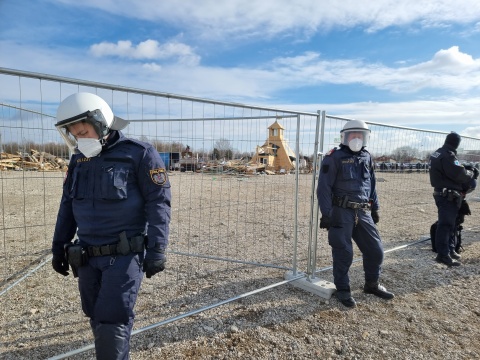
[
  {"x1": 443, "y1": 143, "x2": 457, "y2": 154},
  {"x1": 103, "y1": 130, "x2": 122, "y2": 149}
]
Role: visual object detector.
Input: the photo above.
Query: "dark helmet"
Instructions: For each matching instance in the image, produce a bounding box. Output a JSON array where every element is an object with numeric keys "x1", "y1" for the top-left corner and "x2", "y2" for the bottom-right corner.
[{"x1": 444, "y1": 132, "x2": 461, "y2": 150}]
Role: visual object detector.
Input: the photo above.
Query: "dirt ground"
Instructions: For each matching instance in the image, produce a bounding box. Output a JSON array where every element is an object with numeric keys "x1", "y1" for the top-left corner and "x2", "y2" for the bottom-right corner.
[{"x1": 0, "y1": 170, "x2": 479, "y2": 359}]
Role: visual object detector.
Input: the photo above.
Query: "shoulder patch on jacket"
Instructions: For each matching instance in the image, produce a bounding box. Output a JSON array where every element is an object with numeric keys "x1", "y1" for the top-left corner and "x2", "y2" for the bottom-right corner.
[{"x1": 150, "y1": 168, "x2": 168, "y2": 185}]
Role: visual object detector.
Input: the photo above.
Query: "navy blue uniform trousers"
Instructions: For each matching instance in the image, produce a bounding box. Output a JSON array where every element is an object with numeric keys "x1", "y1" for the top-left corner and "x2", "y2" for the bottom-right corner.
[
  {"x1": 328, "y1": 206, "x2": 384, "y2": 290},
  {"x1": 433, "y1": 195, "x2": 459, "y2": 257},
  {"x1": 78, "y1": 253, "x2": 143, "y2": 360}
]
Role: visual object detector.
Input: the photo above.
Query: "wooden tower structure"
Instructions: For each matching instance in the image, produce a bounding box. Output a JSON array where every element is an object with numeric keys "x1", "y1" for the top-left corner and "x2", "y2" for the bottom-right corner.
[{"x1": 250, "y1": 120, "x2": 296, "y2": 172}]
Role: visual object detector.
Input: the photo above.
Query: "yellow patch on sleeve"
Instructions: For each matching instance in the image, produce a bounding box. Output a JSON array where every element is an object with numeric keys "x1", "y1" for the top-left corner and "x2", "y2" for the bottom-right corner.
[{"x1": 150, "y1": 168, "x2": 168, "y2": 186}]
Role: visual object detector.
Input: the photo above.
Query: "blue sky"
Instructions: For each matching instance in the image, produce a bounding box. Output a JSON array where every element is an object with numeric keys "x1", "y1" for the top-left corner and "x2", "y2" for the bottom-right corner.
[{"x1": 1, "y1": 0, "x2": 480, "y2": 137}]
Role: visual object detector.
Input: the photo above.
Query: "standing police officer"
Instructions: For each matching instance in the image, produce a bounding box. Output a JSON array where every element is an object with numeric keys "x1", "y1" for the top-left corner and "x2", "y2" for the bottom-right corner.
[
  {"x1": 51, "y1": 92, "x2": 171, "y2": 359},
  {"x1": 429, "y1": 132, "x2": 477, "y2": 266},
  {"x1": 317, "y1": 120, "x2": 393, "y2": 308}
]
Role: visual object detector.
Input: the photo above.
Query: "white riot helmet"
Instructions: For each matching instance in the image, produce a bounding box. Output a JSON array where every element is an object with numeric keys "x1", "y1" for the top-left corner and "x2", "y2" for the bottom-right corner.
[
  {"x1": 340, "y1": 120, "x2": 370, "y2": 152},
  {"x1": 55, "y1": 92, "x2": 129, "y2": 153}
]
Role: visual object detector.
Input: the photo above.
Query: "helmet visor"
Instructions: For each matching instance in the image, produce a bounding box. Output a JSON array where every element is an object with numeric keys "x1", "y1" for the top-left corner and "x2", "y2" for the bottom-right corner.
[
  {"x1": 341, "y1": 129, "x2": 370, "y2": 148},
  {"x1": 55, "y1": 109, "x2": 108, "y2": 152}
]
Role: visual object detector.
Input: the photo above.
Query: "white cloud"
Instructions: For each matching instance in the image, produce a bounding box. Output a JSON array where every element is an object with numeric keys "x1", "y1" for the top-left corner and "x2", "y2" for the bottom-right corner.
[
  {"x1": 266, "y1": 47, "x2": 480, "y2": 94},
  {"x1": 90, "y1": 39, "x2": 201, "y2": 66},
  {"x1": 3, "y1": 38, "x2": 480, "y2": 101},
  {"x1": 142, "y1": 63, "x2": 162, "y2": 72},
  {"x1": 409, "y1": 46, "x2": 477, "y2": 73},
  {"x1": 269, "y1": 98, "x2": 480, "y2": 135},
  {"x1": 54, "y1": 0, "x2": 480, "y2": 39},
  {"x1": 464, "y1": 126, "x2": 480, "y2": 138}
]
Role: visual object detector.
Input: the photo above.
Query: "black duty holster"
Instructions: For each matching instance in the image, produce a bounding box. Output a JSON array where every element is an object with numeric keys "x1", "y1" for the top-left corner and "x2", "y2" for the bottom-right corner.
[
  {"x1": 442, "y1": 189, "x2": 463, "y2": 207},
  {"x1": 65, "y1": 241, "x2": 87, "y2": 278}
]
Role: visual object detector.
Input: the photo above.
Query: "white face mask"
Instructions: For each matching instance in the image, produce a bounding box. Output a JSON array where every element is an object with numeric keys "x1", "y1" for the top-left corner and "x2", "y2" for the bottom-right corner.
[
  {"x1": 348, "y1": 138, "x2": 363, "y2": 152},
  {"x1": 77, "y1": 138, "x2": 102, "y2": 157}
]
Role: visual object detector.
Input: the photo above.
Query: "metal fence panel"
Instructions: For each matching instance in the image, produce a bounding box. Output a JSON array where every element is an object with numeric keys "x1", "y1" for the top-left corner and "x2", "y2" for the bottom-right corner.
[
  {"x1": 311, "y1": 115, "x2": 480, "y2": 275},
  {"x1": 1, "y1": 68, "x2": 479, "y2": 358}
]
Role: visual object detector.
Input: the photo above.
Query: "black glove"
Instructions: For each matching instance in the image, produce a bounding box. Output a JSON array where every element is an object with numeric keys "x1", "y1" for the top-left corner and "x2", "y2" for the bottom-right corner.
[
  {"x1": 52, "y1": 253, "x2": 69, "y2": 276},
  {"x1": 320, "y1": 216, "x2": 331, "y2": 230},
  {"x1": 465, "y1": 165, "x2": 479, "y2": 180},
  {"x1": 143, "y1": 252, "x2": 166, "y2": 278},
  {"x1": 459, "y1": 200, "x2": 471, "y2": 216},
  {"x1": 472, "y1": 167, "x2": 479, "y2": 180},
  {"x1": 371, "y1": 210, "x2": 380, "y2": 224}
]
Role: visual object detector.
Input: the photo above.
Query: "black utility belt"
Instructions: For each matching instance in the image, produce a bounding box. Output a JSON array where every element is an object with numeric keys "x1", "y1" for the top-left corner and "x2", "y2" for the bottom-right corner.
[
  {"x1": 333, "y1": 196, "x2": 371, "y2": 210},
  {"x1": 86, "y1": 234, "x2": 146, "y2": 257},
  {"x1": 65, "y1": 232, "x2": 146, "y2": 278},
  {"x1": 87, "y1": 243, "x2": 120, "y2": 257},
  {"x1": 433, "y1": 188, "x2": 462, "y2": 199}
]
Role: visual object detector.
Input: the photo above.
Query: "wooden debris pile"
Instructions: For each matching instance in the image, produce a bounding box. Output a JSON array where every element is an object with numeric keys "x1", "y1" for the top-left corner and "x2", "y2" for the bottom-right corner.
[
  {"x1": 0, "y1": 150, "x2": 67, "y2": 171},
  {"x1": 200, "y1": 159, "x2": 269, "y2": 175}
]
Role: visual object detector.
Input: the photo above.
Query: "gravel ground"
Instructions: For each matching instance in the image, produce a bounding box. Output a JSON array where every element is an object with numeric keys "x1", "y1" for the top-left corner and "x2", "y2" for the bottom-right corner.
[
  {"x1": 129, "y1": 230, "x2": 480, "y2": 360},
  {"x1": 0, "y1": 171, "x2": 479, "y2": 360}
]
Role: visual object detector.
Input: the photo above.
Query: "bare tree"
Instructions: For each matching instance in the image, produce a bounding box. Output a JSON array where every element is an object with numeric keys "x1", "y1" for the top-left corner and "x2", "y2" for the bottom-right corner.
[
  {"x1": 391, "y1": 146, "x2": 419, "y2": 163},
  {"x1": 214, "y1": 138, "x2": 234, "y2": 160}
]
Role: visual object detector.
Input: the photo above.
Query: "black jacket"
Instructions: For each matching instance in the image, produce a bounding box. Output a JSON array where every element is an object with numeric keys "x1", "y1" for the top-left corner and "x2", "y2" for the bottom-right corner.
[{"x1": 429, "y1": 144, "x2": 473, "y2": 190}]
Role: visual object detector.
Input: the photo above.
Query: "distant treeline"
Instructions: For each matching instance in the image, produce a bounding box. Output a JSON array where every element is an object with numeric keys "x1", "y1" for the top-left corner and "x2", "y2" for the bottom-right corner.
[
  {"x1": 0, "y1": 139, "x2": 253, "y2": 161},
  {"x1": 3, "y1": 140, "x2": 479, "y2": 164},
  {"x1": 0, "y1": 140, "x2": 187, "y2": 158}
]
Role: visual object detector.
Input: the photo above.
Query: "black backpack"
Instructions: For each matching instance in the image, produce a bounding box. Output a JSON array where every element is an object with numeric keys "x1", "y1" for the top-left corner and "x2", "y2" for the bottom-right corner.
[
  {"x1": 430, "y1": 200, "x2": 471, "y2": 253},
  {"x1": 430, "y1": 221, "x2": 463, "y2": 253}
]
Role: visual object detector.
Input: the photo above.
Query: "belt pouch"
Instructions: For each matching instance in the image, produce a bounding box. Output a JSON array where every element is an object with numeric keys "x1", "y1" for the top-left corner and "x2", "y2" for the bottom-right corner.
[
  {"x1": 130, "y1": 236, "x2": 146, "y2": 253},
  {"x1": 117, "y1": 231, "x2": 132, "y2": 256}
]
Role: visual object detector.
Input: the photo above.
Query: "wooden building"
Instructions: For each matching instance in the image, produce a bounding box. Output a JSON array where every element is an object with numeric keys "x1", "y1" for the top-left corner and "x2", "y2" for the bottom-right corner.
[{"x1": 250, "y1": 120, "x2": 296, "y2": 172}]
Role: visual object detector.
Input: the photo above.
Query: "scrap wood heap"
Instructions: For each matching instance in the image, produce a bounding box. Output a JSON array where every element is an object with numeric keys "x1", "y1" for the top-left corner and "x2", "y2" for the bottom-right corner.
[
  {"x1": 201, "y1": 159, "x2": 269, "y2": 175},
  {"x1": 0, "y1": 149, "x2": 67, "y2": 171}
]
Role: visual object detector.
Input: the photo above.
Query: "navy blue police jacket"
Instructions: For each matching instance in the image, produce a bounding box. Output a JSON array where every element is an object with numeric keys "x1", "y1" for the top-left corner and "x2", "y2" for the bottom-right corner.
[
  {"x1": 429, "y1": 143, "x2": 473, "y2": 191},
  {"x1": 317, "y1": 145, "x2": 379, "y2": 218},
  {"x1": 52, "y1": 130, "x2": 171, "y2": 256}
]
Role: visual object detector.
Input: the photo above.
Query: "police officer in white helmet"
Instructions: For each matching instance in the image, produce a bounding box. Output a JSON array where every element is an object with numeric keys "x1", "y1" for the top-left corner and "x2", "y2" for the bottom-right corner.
[
  {"x1": 317, "y1": 120, "x2": 393, "y2": 308},
  {"x1": 52, "y1": 92, "x2": 171, "y2": 359}
]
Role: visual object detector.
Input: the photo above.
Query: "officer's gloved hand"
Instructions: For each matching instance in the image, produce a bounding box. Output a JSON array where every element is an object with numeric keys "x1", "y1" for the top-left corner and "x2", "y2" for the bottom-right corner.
[
  {"x1": 52, "y1": 253, "x2": 69, "y2": 276},
  {"x1": 472, "y1": 167, "x2": 479, "y2": 180},
  {"x1": 143, "y1": 248, "x2": 166, "y2": 278},
  {"x1": 465, "y1": 165, "x2": 479, "y2": 179},
  {"x1": 320, "y1": 216, "x2": 331, "y2": 230},
  {"x1": 459, "y1": 200, "x2": 471, "y2": 216},
  {"x1": 371, "y1": 210, "x2": 380, "y2": 224}
]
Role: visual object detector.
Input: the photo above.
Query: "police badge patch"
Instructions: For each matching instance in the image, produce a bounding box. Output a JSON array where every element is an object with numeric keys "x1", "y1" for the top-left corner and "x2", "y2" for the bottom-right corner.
[{"x1": 150, "y1": 168, "x2": 168, "y2": 185}]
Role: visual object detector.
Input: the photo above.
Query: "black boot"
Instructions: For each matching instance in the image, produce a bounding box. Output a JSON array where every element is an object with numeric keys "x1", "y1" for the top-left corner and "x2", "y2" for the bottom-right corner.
[
  {"x1": 435, "y1": 254, "x2": 461, "y2": 267},
  {"x1": 336, "y1": 289, "x2": 356, "y2": 308},
  {"x1": 364, "y1": 282, "x2": 394, "y2": 300}
]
